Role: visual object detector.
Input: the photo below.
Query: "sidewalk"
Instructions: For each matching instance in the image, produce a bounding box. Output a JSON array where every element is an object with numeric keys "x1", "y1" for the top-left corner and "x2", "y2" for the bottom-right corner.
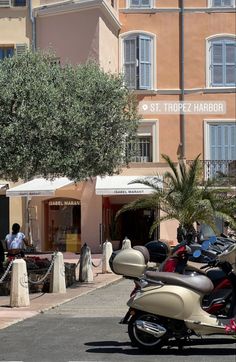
[{"x1": 0, "y1": 253, "x2": 122, "y2": 330}]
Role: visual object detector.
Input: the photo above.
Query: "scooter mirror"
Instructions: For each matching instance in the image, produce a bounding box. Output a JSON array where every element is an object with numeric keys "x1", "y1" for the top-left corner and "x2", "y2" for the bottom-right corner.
[
  {"x1": 202, "y1": 240, "x2": 210, "y2": 250},
  {"x1": 193, "y1": 249, "x2": 202, "y2": 258}
]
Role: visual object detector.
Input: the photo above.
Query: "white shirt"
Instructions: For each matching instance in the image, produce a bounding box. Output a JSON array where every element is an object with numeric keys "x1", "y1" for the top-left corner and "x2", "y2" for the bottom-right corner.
[{"x1": 6, "y1": 232, "x2": 26, "y2": 250}]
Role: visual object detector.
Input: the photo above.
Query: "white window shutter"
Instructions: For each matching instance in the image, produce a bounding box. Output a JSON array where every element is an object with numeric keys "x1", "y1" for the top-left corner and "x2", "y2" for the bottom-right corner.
[
  {"x1": 15, "y1": 43, "x2": 27, "y2": 56},
  {"x1": 124, "y1": 37, "x2": 137, "y2": 89},
  {"x1": 139, "y1": 35, "x2": 152, "y2": 90}
]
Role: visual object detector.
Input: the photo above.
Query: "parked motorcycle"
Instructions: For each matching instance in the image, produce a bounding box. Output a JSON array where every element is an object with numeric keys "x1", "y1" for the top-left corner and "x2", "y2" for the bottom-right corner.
[
  {"x1": 112, "y1": 236, "x2": 236, "y2": 316},
  {"x1": 110, "y1": 242, "x2": 236, "y2": 350}
]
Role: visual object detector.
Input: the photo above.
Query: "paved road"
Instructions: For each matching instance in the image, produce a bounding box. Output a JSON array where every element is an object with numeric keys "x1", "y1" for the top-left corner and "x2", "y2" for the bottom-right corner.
[{"x1": 0, "y1": 279, "x2": 235, "y2": 362}]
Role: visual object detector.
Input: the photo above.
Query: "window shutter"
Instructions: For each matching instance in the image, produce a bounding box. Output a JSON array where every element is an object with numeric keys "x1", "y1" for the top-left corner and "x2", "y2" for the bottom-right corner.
[
  {"x1": 212, "y1": 0, "x2": 222, "y2": 5},
  {"x1": 211, "y1": 43, "x2": 223, "y2": 86},
  {"x1": 223, "y1": 0, "x2": 233, "y2": 6},
  {"x1": 0, "y1": 0, "x2": 11, "y2": 7},
  {"x1": 15, "y1": 43, "x2": 27, "y2": 56},
  {"x1": 210, "y1": 124, "x2": 236, "y2": 161},
  {"x1": 140, "y1": 0, "x2": 151, "y2": 7},
  {"x1": 225, "y1": 42, "x2": 236, "y2": 85},
  {"x1": 212, "y1": 0, "x2": 234, "y2": 6},
  {"x1": 124, "y1": 37, "x2": 137, "y2": 89},
  {"x1": 130, "y1": 0, "x2": 140, "y2": 7},
  {"x1": 139, "y1": 35, "x2": 152, "y2": 90}
]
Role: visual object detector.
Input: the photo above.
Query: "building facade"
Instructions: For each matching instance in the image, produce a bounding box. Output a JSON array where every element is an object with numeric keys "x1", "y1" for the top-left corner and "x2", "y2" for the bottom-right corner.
[{"x1": 1, "y1": 0, "x2": 235, "y2": 251}]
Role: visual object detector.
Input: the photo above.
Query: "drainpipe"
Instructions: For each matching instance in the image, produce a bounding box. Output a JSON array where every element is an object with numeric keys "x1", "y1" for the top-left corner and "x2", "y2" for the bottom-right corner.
[
  {"x1": 179, "y1": 0, "x2": 185, "y2": 160},
  {"x1": 29, "y1": 0, "x2": 36, "y2": 51}
]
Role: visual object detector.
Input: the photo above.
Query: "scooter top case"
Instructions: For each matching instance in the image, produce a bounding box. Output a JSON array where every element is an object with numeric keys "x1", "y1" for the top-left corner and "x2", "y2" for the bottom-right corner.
[{"x1": 109, "y1": 246, "x2": 149, "y2": 278}]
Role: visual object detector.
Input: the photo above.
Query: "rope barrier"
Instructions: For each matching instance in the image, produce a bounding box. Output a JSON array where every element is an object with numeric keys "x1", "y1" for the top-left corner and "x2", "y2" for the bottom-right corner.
[
  {"x1": 27, "y1": 252, "x2": 58, "y2": 285},
  {"x1": 0, "y1": 260, "x2": 13, "y2": 284}
]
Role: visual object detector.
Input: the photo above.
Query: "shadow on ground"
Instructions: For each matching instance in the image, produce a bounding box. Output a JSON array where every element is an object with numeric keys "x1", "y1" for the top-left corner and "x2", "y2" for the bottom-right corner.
[{"x1": 85, "y1": 338, "x2": 236, "y2": 356}]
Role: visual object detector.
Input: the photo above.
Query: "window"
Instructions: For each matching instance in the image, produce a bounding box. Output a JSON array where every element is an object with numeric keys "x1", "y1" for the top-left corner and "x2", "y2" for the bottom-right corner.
[
  {"x1": 211, "y1": 0, "x2": 235, "y2": 7},
  {"x1": 123, "y1": 34, "x2": 153, "y2": 90},
  {"x1": 206, "y1": 122, "x2": 236, "y2": 177},
  {"x1": 0, "y1": 47, "x2": 14, "y2": 60},
  {"x1": 0, "y1": 0, "x2": 26, "y2": 6},
  {"x1": 208, "y1": 37, "x2": 236, "y2": 87},
  {"x1": 209, "y1": 123, "x2": 236, "y2": 161},
  {"x1": 13, "y1": 0, "x2": 26, "y2": 6},
  {"x1": 129, "y1": 0, "x2": 152, "y2": 8},
  {"x1": 0, "y1": 44, "x2": 27, "y2": 61},
  {"x1": 127, "y1": 136, "x2": 153, "y2": 162}
]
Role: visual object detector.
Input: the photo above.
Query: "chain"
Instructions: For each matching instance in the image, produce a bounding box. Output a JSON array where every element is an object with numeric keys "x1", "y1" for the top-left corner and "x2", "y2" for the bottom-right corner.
[
  {"x1": 27, "y1": 252, "x2": 58, "y2": 285},
  {"x1": 92, "y1": 258, "x2": 102, "y2": 268},
  {"x1": 75, "y1": 257, "x2": 80, "y2": 268},
  {"x1": 0, "y1": 260, "x2": 14, "y2": 283}
]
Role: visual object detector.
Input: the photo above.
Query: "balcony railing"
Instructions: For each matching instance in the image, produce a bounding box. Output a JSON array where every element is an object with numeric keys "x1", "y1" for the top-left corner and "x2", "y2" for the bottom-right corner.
[{"x1": 187, "y1": 159, "x2": 236, "y2": 185}]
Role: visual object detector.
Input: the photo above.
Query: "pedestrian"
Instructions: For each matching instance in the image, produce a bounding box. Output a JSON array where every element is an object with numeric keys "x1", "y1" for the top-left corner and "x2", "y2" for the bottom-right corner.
[{"x1": 5, "y1": 223, "x2": 32, "y2": 259}]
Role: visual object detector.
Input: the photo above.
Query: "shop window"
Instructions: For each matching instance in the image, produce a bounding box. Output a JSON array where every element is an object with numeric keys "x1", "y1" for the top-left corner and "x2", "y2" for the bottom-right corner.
[{"x1": 47, "y1": 198, "x2": 81, "y2": 252}]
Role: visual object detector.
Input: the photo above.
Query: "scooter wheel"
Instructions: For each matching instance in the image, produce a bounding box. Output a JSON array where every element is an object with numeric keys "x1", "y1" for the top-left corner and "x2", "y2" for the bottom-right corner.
[{"x1": 128, "y1": 313, "x2": 166, "y2": 350}]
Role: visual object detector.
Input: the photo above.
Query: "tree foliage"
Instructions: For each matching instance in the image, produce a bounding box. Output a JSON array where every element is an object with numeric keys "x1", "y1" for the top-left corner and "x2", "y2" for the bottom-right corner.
[
  {"x1": 116, "y1": 154, "x2": 236, "y2": 237},
  {"x1": 0, "y1": 50, "x2": 138, "y2": 181}
]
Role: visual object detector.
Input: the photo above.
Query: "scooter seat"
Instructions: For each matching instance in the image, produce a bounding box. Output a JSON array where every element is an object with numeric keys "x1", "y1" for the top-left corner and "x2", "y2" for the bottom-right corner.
[{"x1": 145, "y1": 271, "x2": 214, "y2": 294}]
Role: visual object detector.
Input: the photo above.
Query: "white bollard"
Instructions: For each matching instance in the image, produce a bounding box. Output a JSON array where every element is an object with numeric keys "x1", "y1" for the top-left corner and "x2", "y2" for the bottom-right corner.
[
  {"x1": 102, "y1": 240, "x2": 113, "y2": 273},
  {"x1": 10, "y1": 259, "x2": 30, "y2": 307},
  {"x1": 50, "y1": 252, "x2": 66, "y2": 293},
  {"x1": 122, "y1": 237, "x2": 132, "y2": 249},
  {"x1": 79, "y1": 243, "x2": 94, "y2": 283}
]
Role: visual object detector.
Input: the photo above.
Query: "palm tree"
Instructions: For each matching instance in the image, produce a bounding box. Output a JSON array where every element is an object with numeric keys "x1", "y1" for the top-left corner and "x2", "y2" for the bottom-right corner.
[{"x1": 116, "y1": 154, "x2": 236, "y2": 240}]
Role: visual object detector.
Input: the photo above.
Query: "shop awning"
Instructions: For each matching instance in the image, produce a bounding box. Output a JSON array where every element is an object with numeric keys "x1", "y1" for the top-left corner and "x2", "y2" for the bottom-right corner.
[
  {"x1": 95, "y1": 175, "x2": 162, "y2": 196},
  {"x1": 6, "y1": 177, "x2": 73, "y2": 197},
  {"x1": 0, "y1": 184, "x2": 9, "y2": 195}
]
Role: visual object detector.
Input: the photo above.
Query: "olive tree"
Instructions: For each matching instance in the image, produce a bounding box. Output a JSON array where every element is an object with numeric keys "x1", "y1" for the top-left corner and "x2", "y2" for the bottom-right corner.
[{"x1": 0, "y1": 50, "x2": 138, "y2": 182}]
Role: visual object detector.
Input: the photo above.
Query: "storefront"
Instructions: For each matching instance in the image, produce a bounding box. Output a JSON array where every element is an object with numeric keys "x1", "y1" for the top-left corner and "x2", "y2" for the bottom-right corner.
[
  {"x1": 95, "y1": 176, "x2": 161, "y2": 248},
  {"x1": 6, "y1": 177, "x2": 103, "y2": 253},
  {"x1": 44, "y1": 198, "x2": 81, "y2": 252}
]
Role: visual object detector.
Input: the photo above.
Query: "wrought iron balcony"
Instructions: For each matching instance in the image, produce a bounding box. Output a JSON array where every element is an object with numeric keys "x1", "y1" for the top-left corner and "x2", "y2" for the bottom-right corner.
[{"x1": 187, "y1": 159, "x2": 236, "y2": 185}]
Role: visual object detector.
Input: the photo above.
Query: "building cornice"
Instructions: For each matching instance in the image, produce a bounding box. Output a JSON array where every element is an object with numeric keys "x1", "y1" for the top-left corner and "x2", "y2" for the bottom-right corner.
[
  {"x1": 120, "y1": 7, "x2": 236, "y2": 14},
  {"x1": 34, "y1": 0, "x2": 121, "y2": 32},
  {"x1": 133, "y1": 87, "x2": 236, "y2": 95}
]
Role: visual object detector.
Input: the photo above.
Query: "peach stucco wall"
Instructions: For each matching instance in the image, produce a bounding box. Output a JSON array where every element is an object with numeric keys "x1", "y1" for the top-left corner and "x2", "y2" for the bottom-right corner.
[
  {"x1": 99, "y1": 17, "x2": 118, "y2": 72},
  {"x1": 184, "y1": 13, "x2": 236, "y2": 89},
  {"x1": 120, "y1": 13, "x2": 180, "y2": 89},
  {"x1": 36, "y1": 9, "x2": 100, "y2": 65},
  {"x1": 0, "y1": 9, "x2": 30, "y2": 46}
]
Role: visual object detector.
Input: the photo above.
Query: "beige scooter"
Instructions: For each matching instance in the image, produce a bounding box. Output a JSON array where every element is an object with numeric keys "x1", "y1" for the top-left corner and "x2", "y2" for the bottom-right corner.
[{"x1": 110, "y1": 243, "x2": 236, "y2": 350}]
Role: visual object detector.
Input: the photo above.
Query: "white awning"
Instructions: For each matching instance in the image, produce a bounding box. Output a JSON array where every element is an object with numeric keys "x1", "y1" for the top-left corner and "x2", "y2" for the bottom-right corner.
[
  {"x1": 96, "y1": 176, "x2": 162, "y2": 196},
  {"x1": 0, "y1": 184, "x2": 8, "y2": 195},
  {"x1": 6, "y1": 177, "x2": 73, "y2": 197}
]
